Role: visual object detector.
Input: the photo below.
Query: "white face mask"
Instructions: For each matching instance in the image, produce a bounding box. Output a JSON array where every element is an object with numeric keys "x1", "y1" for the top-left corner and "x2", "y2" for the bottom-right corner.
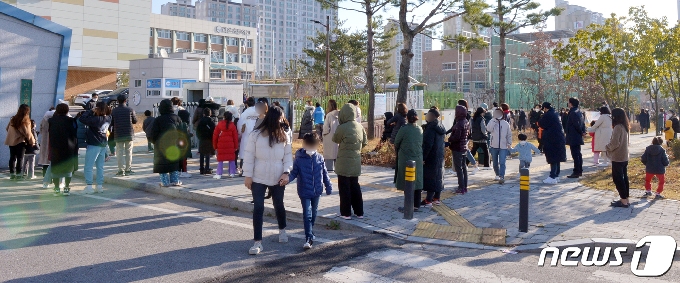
[
  {"x1": 534, "y1": 107, "x2": 539, "y2": 111},
  {"x1": 306, "y1": 149, "x2": 316, "y2": 156},
  {"x1": 494, "y1": 112, "x2": 503, "y2": 119},
  {"x1": 519, "y1": 141, "x2": 527, "y2": 145},
  {"x1": 92, "y1": 98, "x2": 98, "y2": 102}
]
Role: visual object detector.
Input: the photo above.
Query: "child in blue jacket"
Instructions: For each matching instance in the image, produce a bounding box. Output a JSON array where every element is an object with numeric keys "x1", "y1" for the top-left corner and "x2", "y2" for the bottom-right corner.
[
  {"x1": 510, "y1": 133, "x2": 541, "y2": 173},
  {"x1": 288, "y1": 133, "x2": 332, "y2": 249}
]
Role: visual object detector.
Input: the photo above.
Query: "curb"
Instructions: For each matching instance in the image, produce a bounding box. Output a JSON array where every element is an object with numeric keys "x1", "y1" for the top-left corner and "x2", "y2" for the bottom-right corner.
[{"x1": 510, "y1": 238, "x2": 641, "y2": 254}]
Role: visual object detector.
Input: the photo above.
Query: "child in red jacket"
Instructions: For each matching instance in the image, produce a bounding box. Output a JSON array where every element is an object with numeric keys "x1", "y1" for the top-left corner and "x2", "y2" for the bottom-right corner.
[{"x1": 213, "y1": 112, "x2": 239, "y2": 179}]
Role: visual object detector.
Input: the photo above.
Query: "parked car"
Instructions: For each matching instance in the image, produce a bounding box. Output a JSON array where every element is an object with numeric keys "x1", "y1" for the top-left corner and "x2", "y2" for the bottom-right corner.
[
  {"x1": 73, "y1": 89, "x2": 113, "y2": 107},
  {"x1": 99, "y1": 88, "x2": 129, "y2": 106}
]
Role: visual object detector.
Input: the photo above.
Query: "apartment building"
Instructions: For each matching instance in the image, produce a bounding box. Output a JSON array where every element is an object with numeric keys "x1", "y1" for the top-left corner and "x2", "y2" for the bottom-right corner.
[
  {"x1": 161, "y1": 0, "x2": 197, "y2": 19},
  {"x1": 554, "y1": 0, "x2": 605, "y2": 31},
  {"x1": 385, "y1": 19, "x2": 433, "y2": 80}
]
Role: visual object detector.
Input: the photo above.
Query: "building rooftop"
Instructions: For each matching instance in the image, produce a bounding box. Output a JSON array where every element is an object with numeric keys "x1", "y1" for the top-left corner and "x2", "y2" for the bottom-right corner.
[{"x1": 506, "y1": 30, "x2": 575, "y2": 42}]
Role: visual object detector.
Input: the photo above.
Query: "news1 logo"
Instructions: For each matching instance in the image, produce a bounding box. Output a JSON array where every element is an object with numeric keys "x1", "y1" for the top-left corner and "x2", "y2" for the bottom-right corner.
[{"x1": 538, "y1": 236, "x2": 677, "y2": 277}]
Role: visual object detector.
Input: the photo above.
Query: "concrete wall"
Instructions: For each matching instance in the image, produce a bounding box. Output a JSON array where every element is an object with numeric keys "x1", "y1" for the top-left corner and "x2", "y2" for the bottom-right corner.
[
  {"x1": 128, "y1": 57, "x2": 203, "y2": 113},
  {"x1": 0, "y1": 13, "x2": 64, "y2": 166}
]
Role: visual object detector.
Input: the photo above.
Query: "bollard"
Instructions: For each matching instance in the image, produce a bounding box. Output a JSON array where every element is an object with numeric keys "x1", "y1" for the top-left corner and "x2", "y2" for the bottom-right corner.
[
  {"x1": 403, "y1": 160, "x2": 416, "y2": 220},
  {"x1": 519, "y1": 168, "x2": 530, "y2": 232}
]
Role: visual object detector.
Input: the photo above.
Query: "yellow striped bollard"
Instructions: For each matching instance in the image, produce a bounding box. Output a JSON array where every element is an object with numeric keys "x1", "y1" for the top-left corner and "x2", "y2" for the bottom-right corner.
[
  {"x1": 519, "y1": 168, "x2": 530, "y2": 232},
  {"x1": 403, "y1": 160, "x2": 416, "y2": 220}
]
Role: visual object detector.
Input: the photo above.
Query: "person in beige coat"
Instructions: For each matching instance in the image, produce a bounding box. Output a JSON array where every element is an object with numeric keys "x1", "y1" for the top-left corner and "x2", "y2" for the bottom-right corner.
[
  {"x1": 5, "y1": 104, "x2": 36, "y2": 180},
  {"x1": 606, "y1": 108, "x2": 630, "y2": 208},
  {"x1": 322, "y1": 100, "x2": 339, "y2": 171},
  {"x1": 587, "y1": 107, "x2": 613, "y2": 167}
]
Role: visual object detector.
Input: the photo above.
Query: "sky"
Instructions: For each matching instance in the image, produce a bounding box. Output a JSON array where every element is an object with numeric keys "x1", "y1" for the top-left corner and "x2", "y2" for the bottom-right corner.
[{"x1": 152, "y1": 0, "x2": 678, "y2": 48}]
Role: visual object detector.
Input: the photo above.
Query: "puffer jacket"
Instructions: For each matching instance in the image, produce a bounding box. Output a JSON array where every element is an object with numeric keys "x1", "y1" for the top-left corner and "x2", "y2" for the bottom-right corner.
[
  {"x1": 422, "y1": 119, "x2": 446, "y2": 193},
  {"x1": 395, "y1": 123, "x2": 423, "y2": 191},
  {"x1": 387, "y1": 112, "x2": 406, "y2": 144},
  {"x1": 289, "y1": 149, "x2": 332, "y2": 199},
  {"x1": 242, "y1": 128, "x2": 294, "y2": 186},
  {"x1": 539, "y1": 107, "x2": 567, "y2": 164},
  {"x1": 448, "y1": 105, "x2": 470, "y2": 152},
  {"x1": 487, "y1": 117, "x2": 513, "y2": 149},
  {"x1": 641, "y1": 144, "x2": 670, "y2": 174},
  {"x1": 299, "y1": 106, "x2": 314, "y2": 138},
  {"x1": 196, "y1": 116, "x2": 216, "y2": 155},
  {"x1": 148, "y1": 99, "x2": 183, "y2": 174},
  {"x1": 76, "y1": 119, "x2": 88, "y2": 149},
  {"x1": 79, "y1": 111, "x2": 111, "y2": 147},
  {"x1": 213, "y1": 120, "x2": 239, "y2": 162},
  {"x1": 110, "y1": 105, "x2": 137, "y2": 142},
  {"x1": 313, "y1": 106, "x2": 325, "y2": 124},
  {"x1": 332, "y1": 104, "x2": 368, "y2": 177},
  {"x1": 470, "y1": 116, "x2": 487, "y2": 142}
]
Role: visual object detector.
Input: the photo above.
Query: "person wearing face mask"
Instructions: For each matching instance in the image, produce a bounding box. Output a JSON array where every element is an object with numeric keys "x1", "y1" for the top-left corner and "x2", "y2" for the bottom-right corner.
[
  {"x1": 529, "y1": 104, "x2": 543, "y2": 146},
  {"x1": 288, "y1": 133, "x2": 332, "y2": 249},
  {"x1": 510, "y1": 134, "x2": 540, "y2": 174},
  {"x1": 539, "y1": 102, "x2": 567, "y2": 184},
  {"x1": 237, "y1": 97, "x2": 258, "y2": 175},
  {"x1": 487, "y1": 108, "x2": 513, "y2": 184}
]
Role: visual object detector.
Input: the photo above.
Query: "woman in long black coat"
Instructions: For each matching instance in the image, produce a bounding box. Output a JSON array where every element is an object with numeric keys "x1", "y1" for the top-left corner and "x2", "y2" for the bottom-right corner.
[
  {"x1": 148, "y1": 99, "x2": 185, "y2": 187},
  {"x1": 49, "y1": 103, "x2": 78, "y2": 196},
  {"x1": 638, "y1": 109, "x2": 650, "y2": 134},
  {"x1": 422, "y1": 109, "x2": 446, "y2": 206},
  {"x1": 538, "y1": 102, "x2": 566, "y2": 184}
]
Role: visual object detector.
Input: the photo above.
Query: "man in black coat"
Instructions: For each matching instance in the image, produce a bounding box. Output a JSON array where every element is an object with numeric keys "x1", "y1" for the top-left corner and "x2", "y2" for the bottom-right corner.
[
  {"x1": 110, "y1": 94, "x2": 137, "y2": 176},
  {"x1": 422, "y1": 108, "x2": 446, "y2": 205},
  {"x1": 565, "y1": 97, "x2": 586, "y2": 178},
  {"x1": 83, "y1": 93, "x2": 98, "y2": 110}
]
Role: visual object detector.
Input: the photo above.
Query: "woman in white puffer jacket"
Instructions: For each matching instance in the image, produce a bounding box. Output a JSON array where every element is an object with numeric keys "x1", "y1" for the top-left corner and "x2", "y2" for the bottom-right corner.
[{"x1": 242, "y1": 106, "x2": 293, "y2": 255}]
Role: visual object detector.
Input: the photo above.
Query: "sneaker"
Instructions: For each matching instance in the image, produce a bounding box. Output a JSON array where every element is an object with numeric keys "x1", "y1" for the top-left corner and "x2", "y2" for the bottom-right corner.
[
  {"x1": 470, "y1": 167, "x2": 479, "y2": 175},
  {"x1": 95, "y1": 185, "x2": 104, "y2": 193},
  {"x1": 279, "y1": 229, "x2": 288, "y2": 243},
  {"x1": 499, "y1": 177, "x2": 505, "y2": 184},
  {"x1": 355, "y1": 215, "x2": 364, "y2": 219},
  {"x1": 339, "y1": 215, "x2": 352, "y2": 220},
  {"x1": 62, "y1": 188, "x2": 70, "y2": 196},
  {"x1": 420, "y1": 200, "x2": 432, "y2": 208},
  {"x1": 59, "y1": 181, "x2": 65, "y2": 189},
  {"x1": 643, "y1": 191, "x2": 653, "y2": 197},
  {"x1": 159, "y1": 183, "x2": 170, "y2": 187},
  {"x1": 494, "y1": 176, "x2": 501, "y2": 181},
  {"x1": 433, "y1": 199, "x2": 442, "y2": 206},
  {"x1": 455, "y1": 188, "x2": 467, "y2": 194},
  {"x1": 115, "y1": 171, "x2": 125, "y2": 176},
  {"x1": 179, "y1": 172, "x2": 192, "y2": 178},
  {"x1": 124, "y1": 170, "x2": 135, "y2": 176},
  {"x1": 9, "y1": 174, "x2": 16, "y2": 180},
  {"x1": 610, "y1": 200, "x2": 629, "y2": 208},
  {"x1": 249, "y1": 242, "x2": 263, "y2": 255},
  {"x1": 84, "y1": 185, "x2": 94, "y2": 195},
  {"x1": 204, "y1": 169, "x2": 213, "y2": 175},
  {"x1": 566, "y1": 174, "x2": 581, "y2": 179},
  {"x1": 53, "y1": 187, "x2": 61, "y2": 196},
  {"x1": 43, "y1": 183, "x2": 49, "y2": 189},
  {"x1": 171, "y1": 181, "x2": 183, "y2": 187},
  {"x1": 597, "y1": 162, "x2": 609, "y2": 167},
  {"x1": 543, "y1": 177, "x2": 557, "y2": 184},
  {"x1": 213, "y1": 175, "x2": 222, "y2": 180},
  {"x1": 303, "y1": 238, "x2": 313, "y2": 249},
  {"x1": 654, "y1": 194, "x2": 665, "y2": 200}
]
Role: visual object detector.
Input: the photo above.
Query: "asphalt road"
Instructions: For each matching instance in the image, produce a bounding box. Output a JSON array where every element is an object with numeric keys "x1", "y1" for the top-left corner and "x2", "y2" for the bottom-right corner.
[{"x1": 2, "y1": 176, "x2": 679, "y2": 283}]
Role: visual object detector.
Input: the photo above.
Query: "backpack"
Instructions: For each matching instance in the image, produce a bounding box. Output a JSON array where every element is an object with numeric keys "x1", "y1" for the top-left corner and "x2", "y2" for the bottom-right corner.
[{"x1": 672, "y1": 116, "x2": 680, "y2": 133}]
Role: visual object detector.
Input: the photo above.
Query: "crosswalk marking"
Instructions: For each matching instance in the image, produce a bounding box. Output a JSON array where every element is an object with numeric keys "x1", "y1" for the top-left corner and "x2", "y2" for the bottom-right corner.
[
  {"x1": 323, "y1": 266, "x2": 404, "y2": 283},
  {"x1": 589, "y1": 270, "x2": 673, "y2": 283},
  {"x1": 367, "y1": 250, "x2": 530, "y2": 283}
]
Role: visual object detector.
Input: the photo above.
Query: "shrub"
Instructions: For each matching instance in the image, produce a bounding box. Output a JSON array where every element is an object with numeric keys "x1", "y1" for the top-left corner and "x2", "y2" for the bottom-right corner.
[{"x1": 669, "y1": 139, "x2": 680, "y2": 160}]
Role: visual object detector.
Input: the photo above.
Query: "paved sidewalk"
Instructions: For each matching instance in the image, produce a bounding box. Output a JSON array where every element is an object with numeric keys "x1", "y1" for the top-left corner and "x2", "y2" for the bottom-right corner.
[{"x1": 68, "y1": 132, "x2": 680, "y2": 250}]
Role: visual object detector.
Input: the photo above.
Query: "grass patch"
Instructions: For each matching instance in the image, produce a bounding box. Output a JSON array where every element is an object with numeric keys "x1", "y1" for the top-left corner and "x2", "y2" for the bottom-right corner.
[{"x1": 325, "y1": 220, "x2": 341, "y2": 230}]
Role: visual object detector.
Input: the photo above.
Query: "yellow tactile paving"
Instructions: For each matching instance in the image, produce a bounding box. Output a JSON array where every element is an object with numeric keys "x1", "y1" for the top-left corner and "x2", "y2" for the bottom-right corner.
[
  {"x1": 482, "y1": 234, "x2": 507, "y2": 246},
  {"x1": 432, "y1": 205, "x2": 475, "y2": 228}
]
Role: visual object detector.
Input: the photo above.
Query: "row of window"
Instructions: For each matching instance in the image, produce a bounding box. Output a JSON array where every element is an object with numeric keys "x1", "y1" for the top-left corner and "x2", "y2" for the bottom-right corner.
[
  {"x1": 209, "y1": 70, "x2": 253, "y2": 80},
  {"x1": 442, "y1": 82, "x2": 487, "y2": 90},
  {"x1": 442, "y1": 61, "x2": 488, "y2": 71},
  {"x1": 153, "y1": 29, "x2": 253, "y2": 47}
]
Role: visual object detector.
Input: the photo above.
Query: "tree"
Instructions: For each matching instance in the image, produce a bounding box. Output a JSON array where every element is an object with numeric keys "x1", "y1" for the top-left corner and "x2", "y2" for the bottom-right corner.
[
  {"x1": 520, "y1": 26, "x2": 560, "y2": 106},
  {"x1": 395, "y1": 0, "x2": 488, "y2": 104},
  {"x1": 473, "y1": 0, "x2": 561, "y2": 104}
]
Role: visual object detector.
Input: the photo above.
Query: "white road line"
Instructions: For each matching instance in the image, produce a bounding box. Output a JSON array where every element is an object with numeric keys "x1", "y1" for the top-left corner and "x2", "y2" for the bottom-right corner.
[
  {"x1": 367, "y1": 250, "x2": 530, "y2": 283},
  {"x1": 323, "y1": 266, "x2": 404, "y2": 283},
  {"x1": 589, "y1": 270, "x2": 674, "y2": 283},
  {"x1": 81, "y1": 194, "x2": 334, "y2": 244}
]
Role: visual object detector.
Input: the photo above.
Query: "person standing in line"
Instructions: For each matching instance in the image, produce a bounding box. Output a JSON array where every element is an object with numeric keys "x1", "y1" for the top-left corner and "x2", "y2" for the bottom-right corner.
[
  {"x1": 539, "y1": 102, "x2": 567, "y2": 184},
  {"x1": 322, "y1": 99, "x2": 339, "y2": 172},
  {"x1": 517, "y1": 108, "x2": 527, "y2": 132},
  {"x1": 5, "y1": 104, "x2": 35, "y2": 180},
  {"x1": 667, "y1": 110, "x2": 678, "y2": 141},
  {"x1": 38, "y1": 107, "x2": 56, "y2": 188},
  {"x1": 143, "y1": 110, "x2": 155, "y2": 153},
  {"x1": 487, "y1": 108, "x2": 513, "y2": 184},
  {"x1": 110, "y1": 94, "x2": 137, "y2": 176},
  {"x1": 638, "y1": 109, "x2": 650, "y2": 134},
  {"x1": 288, "y1": 133, "x2": 332, "y2": 249},
  {"x1": 196, "y1": 108, "x2": 217, "y2": 175},
  {"x1": 171, "y1": 97, "x2": 185, "y2": 113},
  {"x1": 448, "y1": 105, "x2": 471, "y2": 194},
  {"x1": 313, "y1": 102, "x2": 325, "y2": 141},
  {"x1": 641, "y1": 136, "x2": 670, "y2": 199},
  {"x1": 587, "y1": 107, "x2": 613, "y2": 167},
  {"x1": 657, "y1": 108, "x2": 665, "y2": 136},
  {"x1": 177, "y1": 110, "x2": 193, "y2": 178},
  {"x1": 79, "y1": 102, "x2": 112, "y2": 194},
  {"x1": 225, "y1": 99, "x2": 240, "y2": 121},
  {"x1": 387, "y1": 103, "x2": 408, "y2": 144},
  {"x1": 560, "y1": 108, "x2": 569, "y2": 131},
  {"x1": 530, "y1": 104, "x2": 544, "y2": 152},
  {"x1": 237, "y1": 97, "x2": 258, "y2": 174},
  {"x1": 510, "y1": 134, "x2": 540, "y2": 173},
  {"x1": 213, "y1": 111, "x2": 239, "y2": 179},
  {"x1": 469, "y1": 107, "x2": 490, "y2": 169},
  {"x1": 299, "y1": 101, "x2": 315, "y2": 139},
  {"x1": 75, "y1": 111, "x2": 88, "y2": 150},
  {"x1": 243, "y1": 106, "x2": 293, "y2": 255},
  {"x1": 192, "y1": 99, "x2": 206, "y2": 128},
  {"x1": 148, "y1": 99, "x2": 184, "y2": 187},
  {"x1": 48, "y1": 103, "x2": 78, "y2": 196},
  {"x1": 606, "y1": 108, "x2": 631, "y2": 208},
  {"x1": 333, "y1": 103, "x2": 368, "y2": 220},
  {"x1": 349, "y1": 100, "x2": 362, "y2": 124},
  {"x1": 395, "y1": 109, "x2": 424, "y2": 211},
  {"x1": 565, "y1": 98, "x2": 586, "y2": 178},
  {"x1": 21, "y1": 120, "x2": 39, "y2": 180},
  {"x1": 421, "y1": 108, "x2": 445, "y2": 206}
]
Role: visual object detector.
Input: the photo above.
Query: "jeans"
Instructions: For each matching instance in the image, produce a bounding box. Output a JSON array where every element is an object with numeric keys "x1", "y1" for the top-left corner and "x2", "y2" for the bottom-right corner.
[
  {"x1": 84, "y1": 145, "x2": 107, "y2": 185},
  {"x1": 612, "y1": 161, "x2": 629, "y2": 199},
  {"x1": 325, "y1": 159, "x2": 335, "y2": 172},
  {"x1": 570, "y1": 144, "x2": 583, "y2": 175},
  {"x1": 466, "y1": 150, "x2": 476, "y2": 165},
  {"x1": 200, "y1": 154, "x2": 211, "y2": 172},
  {"x1": 489, "y1": 148, "x2": 508, "y2": 178},
  {"x1": 116, "y1": 141, "x2": 133, "y2": 172},
  {"x1": 452, "y1": 151, "x2": 468, "y2": 190},
  {"x1": 159, "y1": 171, "x2": 180, "y2": 186},
  {"x1": 8, "y1": 143, "x2": 26, "y2": 175},
  {"x1": 519, "y1": 160, "x2": 531, "y2": 171},
  {"x1": 252, "y1": 182, "x2": 287, "y2": 241},
  {"x1": 22, "y1": 154, "x2": 35, "y2": 178},
  {"x1": 549, "y1": 163, "x2": 560, "y2": 179},
  {"x1": 301, "y1": 196, "x2": 320, "y2": 240},
  {"x1": 471, "y1": 141, "x2": 490, "y2": 167},
  {"x1": 425, "y1": 190, "x2": 441, "y2": 202},
  {"x1": 337, "y1": 175, "x2": 364, "y2": 217},
  {"x1": 645, "y1": 173, "x2": 665, "y2": 194}
]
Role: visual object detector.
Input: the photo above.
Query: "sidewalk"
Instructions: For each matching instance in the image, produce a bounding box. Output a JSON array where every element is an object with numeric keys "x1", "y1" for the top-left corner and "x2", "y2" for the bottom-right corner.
[{"x1": 72, "y1": 132, "x2": 680, "y2": 251}]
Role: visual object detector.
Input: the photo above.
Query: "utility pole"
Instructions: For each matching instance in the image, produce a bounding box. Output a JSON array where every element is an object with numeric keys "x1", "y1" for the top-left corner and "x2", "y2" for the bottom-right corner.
[{"x1": 325, "y1": 15, "x2": 330, "y2": 96}]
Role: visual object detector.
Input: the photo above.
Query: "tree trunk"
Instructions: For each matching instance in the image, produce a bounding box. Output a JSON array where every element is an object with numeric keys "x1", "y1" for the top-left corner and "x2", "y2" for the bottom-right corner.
[
  {"x1": 497, "y1": 0, "x2": 506, "y2": 104},
  {"x1": 396, "y1": 33, "x2": 413, "y2": 104},
  {"x1": 365, "y1": 8, "x2": 376, "y2": 138}
]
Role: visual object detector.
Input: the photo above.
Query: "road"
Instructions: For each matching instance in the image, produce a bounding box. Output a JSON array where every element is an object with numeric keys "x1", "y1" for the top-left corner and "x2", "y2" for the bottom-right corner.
[{"x1": 2, "y1": 176, "x2": 679, "y2": 282}]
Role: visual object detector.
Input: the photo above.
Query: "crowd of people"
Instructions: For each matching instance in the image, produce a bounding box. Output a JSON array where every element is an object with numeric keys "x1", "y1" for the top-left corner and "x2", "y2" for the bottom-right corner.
[{"x1": 5, "y1": 93, "x2": 678, "y2": 254}]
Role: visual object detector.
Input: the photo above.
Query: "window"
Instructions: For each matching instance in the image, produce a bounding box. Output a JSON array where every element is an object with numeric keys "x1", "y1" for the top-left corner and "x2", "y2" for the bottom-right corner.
[
  {"x1": 210, "y1": 70, "x2": 222, "y2": 79},
  {"x1": 242, "y1": 71, "x2": 252, "y2": 80},
  {"x1": 442, "y1": 82, "x2": 456, "y2": 90},
  {"x1": 462, "y1": 62, "x2": 470, "y2": 72},
  {"x1": 176, "y1": 31, "x2": 189, "y2": 41},
  {"x1": 225, "y1": 53, "x2": 236, "y2": 63},
  {"x1": 176, "y1": 48, "x2": 190, "y2": 53},
  {"x1": 225, "y1": 71, "x2": 238, "y2": 79},
  {"x1": 194, "y1": 33, "x2": 207, "y2": 42},
  {"x1": 442, "y1": 62, "x2": 456, "y2": 70},
  {"x1": 134, "y1": 80, "x2": 142, "y2": 87},
  {"x1": 211, "y1": 51, "x2": 224, "y2": 63},
  {"x1": 474, "y1": 82, "x2": 486, "y2": 89},
  {"x1": 194, "y1": 49, "x2": 207, "y2": 54},
  {"x1": 227, "y1": 37, "x2": 238, "y2": 46},
  {"x1": 462, "y1": 82, "x2": 470, "y2": 92},
  {"x1": 147, "y1": 90, "x2": 161, "y2": 96},
  {"x1": 210, "y1": 35, "x2": 223, "y2": 44},
  {"x1": 150, "y1": 28, "x2": 154, "y2": 36},
  {"x1": 165, "y1": 90, "x2": 180, "y2": 97},
  {"x1": 474, "y1": 60, "x2": 487, "y2": 69},
  {"x1": 157, "y1": 29, "x2": 171, "y2": 39},
  {"x1": 241, "y1": 54, "x2": 253, "y2": 63}
]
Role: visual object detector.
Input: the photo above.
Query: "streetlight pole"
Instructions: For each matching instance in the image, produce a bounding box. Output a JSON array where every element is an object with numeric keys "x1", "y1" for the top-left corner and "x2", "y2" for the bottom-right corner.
[
  {"x1": 311, "y1": 16, "x2": 331, "y2": 96},
  {"x1": 652, "y1": 79, "x2": 660, "y2": 136}
]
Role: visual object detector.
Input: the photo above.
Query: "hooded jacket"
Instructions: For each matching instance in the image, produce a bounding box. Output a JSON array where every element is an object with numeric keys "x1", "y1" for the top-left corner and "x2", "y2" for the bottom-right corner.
[
  {"x1": 299, "y1": 105, "x2": 315, "y2": 138},
  {"x1": 213, "y1": 120, "x2": 239, "y2": 162},
  {"x1": 641, "y1": 144, "x2": 670, "y2": 174},
  {"x1": 332, "y1": 104, "x2": 368, "y2": 177},
  {"x1": 148, "y1": 99, "x2": 183, "y2": 173},
  {"x1": 587, "y1": 114, "x2": 612, "y2": 152},
  {"x1": 313, "y1": 106, "x2": 325, "y2": 124},
  {"x1": 394, "y1": 123, "x2": 423, "y2": 191},
  {"x1": 242, "y1": 127, "x2": 294, "y2": 186},
  {"x1": 289, "y1": 148, "x2": 332, "y2": 199},
  {"x1": 237, "y1": 106, "x2": 259, "y2": 155},
  {"x1": 448, "y1": 105, "x2": 470, "y2": 152},
  {"x1": 79, "y1": 111, "x2": 111, "y2": 147},
  {"x1": 487, "y1": 113, "x2": 513, "y2": 150},
  {"x1": 422, "y1": 119, "x2": 446, "y2": 192},
  {"x1": 196, "y1": 116, "x2": 216, "y2": 155}
]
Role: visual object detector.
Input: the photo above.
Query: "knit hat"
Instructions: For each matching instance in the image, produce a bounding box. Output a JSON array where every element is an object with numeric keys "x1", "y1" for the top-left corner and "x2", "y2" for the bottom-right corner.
[
  {"x1": 480, "y1": 103, "x2": 488, "y2": 110},
  {"x1": 407, "y1": 109, "x2": 418, "y2": 120}
]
